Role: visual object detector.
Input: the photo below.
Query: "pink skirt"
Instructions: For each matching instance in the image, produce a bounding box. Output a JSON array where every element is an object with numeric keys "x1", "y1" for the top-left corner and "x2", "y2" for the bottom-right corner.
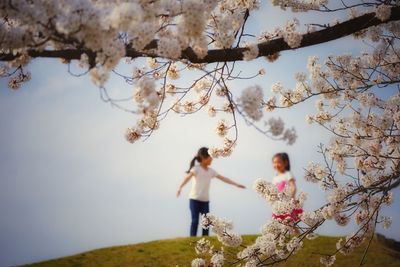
[{"x1": 272, "y1": 208, "x2": 303, "y2": 222}]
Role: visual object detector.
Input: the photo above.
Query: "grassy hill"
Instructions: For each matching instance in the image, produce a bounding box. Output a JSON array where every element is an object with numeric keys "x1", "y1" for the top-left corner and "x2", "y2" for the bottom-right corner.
[{"x1": 23, "y1": 235, "x2": 400, "y2": 267}]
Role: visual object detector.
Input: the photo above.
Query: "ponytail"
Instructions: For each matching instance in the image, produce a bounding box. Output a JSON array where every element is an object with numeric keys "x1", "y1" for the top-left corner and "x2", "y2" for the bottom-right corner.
[
  {"x1": 186, "y1": 156, "x2": 199, "y2": 173},
  {"x1": 186, "y1": 147, "x2": 210, "y2": 173}
]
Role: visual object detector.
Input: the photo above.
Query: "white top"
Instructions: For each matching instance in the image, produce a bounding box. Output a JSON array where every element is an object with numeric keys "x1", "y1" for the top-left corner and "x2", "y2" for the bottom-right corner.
[
  {"x1": 272, "y1": 171, "x2": 294, "y2": 185},
  {"x1": 188, "y1": 165, "x2": 218, "y2": 202}
]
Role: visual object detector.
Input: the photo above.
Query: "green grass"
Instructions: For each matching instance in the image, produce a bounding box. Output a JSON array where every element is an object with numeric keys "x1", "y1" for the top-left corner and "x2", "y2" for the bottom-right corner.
[{"x1": 22, "y1": 235, "x2": 400, "y2": 267}]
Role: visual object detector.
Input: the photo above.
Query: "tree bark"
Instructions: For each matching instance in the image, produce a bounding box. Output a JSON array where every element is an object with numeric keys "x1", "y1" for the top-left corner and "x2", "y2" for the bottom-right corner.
[{"x1": 1, "y1": 6, "x2": 399, "y2": 64}]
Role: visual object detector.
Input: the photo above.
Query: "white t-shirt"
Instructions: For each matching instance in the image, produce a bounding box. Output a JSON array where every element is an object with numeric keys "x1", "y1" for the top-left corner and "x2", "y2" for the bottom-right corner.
[
  {"x1": 272, "y1": 171, "x2": 294, "y2": 185},
  {"x1": 189, "y1": 165, "x2": 218, "y2": 202}
]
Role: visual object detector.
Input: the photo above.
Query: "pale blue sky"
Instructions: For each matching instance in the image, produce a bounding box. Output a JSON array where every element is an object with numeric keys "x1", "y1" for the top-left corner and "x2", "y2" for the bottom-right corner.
[{"x1": 0, "y1": 2, "x2": 399, "y2": 266}]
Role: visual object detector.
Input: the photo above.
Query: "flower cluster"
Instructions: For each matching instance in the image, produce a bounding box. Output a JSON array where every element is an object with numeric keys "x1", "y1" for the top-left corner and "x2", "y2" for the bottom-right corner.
[
  {"x1": 191, "y1": 258, "x2": 206, "y2": 267},
  {"x1": 258, "y1": 18, "x2": 303, "y2": 49},
  {"x1": 253, "y1": 178, "x2": 279, "y2": 202},
  {"x1": 264, "y1": 18, "x2": 400, "y2": 251},
  {"x1": 195, "y1": 238, "x2": 213, "y2": 255},
  {"x1": 282, "y1": 19, "x2": 303, "y2": 48},
  {"x1": 215, "y1": 119, "x2": 229, "y2": 137},
  {"x1": 243, "y1": 43, "x2": 259, "y2": 61},
  {"x1": 125, "y1": 128, "x2": 142, "y2": 144},
  {"x1": 375, "y1": 4, "x2": 391, "y2": 21},
  {"x1": 254, "y1": 178, "x2": 305, "y2": 222},
  {"x1": 208, "y1": 137, "x2": 237, "y2": 159},
  {"x1": 0, "y1": 0, "x2": 262, "y2": 90},
  {"x1": 266, "y1": 117, "x2": 284, "y2": 136},
  {"x1": 320, "y1": 255, "x2": 336, "y2": 266},
  {"x1": 237, "y1": 221, "x2": 304, "y2": 265},
  {"x1": 192, "y1": 238, "x2": 225, "y2": 267},
  {"x1": 200, "y1": 214, "x2": 242, "y2": 247},
  {"x1": 304, "y1": 162, "x2": 327, "y2": 183},
  {"x1": 238, "y1": 85, "x2": 264, "y2": 121},
  {"x1": 210, "y1": 250, "x2": 224, "y2": 267},
  {"x1": 1, "y1": 0, "x2": 301, "y2": 153},
  {"x1": 270, "y1": 0, "x2": 328, "y2": 12},
  {"x1": 134, "y1": 77, "x2": 160, "y2": 111}
]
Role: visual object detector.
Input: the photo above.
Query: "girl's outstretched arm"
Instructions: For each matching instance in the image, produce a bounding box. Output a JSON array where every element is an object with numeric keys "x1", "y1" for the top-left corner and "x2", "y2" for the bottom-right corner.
[
  {"x1": 176, "y1": 172, "x2": 194, "y2": 197},
  {"x1": 215, "y1": 174, "x2": 246, "y2": 189}
]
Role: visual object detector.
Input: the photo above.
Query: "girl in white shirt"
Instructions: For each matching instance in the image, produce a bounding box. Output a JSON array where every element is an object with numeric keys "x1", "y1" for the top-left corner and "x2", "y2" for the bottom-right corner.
[{"x1": 176, "y1": 147, "x2": 246, "y2": 236}]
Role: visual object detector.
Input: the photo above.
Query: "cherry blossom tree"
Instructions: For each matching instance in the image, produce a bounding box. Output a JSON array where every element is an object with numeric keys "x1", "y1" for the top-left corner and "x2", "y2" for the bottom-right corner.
[{"x1": 1, "y1": 0, "x2": 399, "y2": 266}]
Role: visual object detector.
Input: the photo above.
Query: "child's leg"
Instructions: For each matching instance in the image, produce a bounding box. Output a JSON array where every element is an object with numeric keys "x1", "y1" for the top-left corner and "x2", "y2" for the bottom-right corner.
[
  {"x1": 200, "y1": 201, "x2": 210, "y2": 236},
  {"x1": 189, "y1": 199, "x2": 200, "y2": 236}
]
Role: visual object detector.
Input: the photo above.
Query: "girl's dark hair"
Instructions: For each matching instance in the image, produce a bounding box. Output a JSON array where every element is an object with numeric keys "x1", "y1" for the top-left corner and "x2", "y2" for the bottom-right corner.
[
  {"x1": 273, "y1": 152, "x2": 291, "y2": 171},
  {"x1": 186, "y1": 147, "x2": 210, "y2": 173}
]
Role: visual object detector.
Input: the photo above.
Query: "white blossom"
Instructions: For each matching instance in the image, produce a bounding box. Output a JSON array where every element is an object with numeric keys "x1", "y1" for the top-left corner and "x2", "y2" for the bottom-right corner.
[
  {"x1": 191, "y1": 258, "x2": 206, "y2": 267},
  {"x1": 381, "y1": 216, "x2": 392, "y2": 229},
  {"x1": 208, "y1": 106, "x2": 217, "y2": 117},
  {"x1": 125, "y1": 127, "x2": 142, "y2": 143},
  {"x1": 320, "y1": 255, "x2": 336, "y2": 266},
  {"x1": 282, "y1": 127, "x2": 297, "y2": 145},
  {"x1": 134, "y1": 77, "x2": 160, "y2": 110},
  {"x1": 210, "y1": 251, "x2": 224, "y2": 267},
  {"x1": 243, "y1": 43, "x2": 259, "y2": 61},
  {"x1": 195, "y1": 238, "x2": 212, "y2": 254},
  {"x1": 375, "y1": 4, "x2": 391, "y2": 21},
  {"x1": 238, "y1": 85, "x2": 264, "y2": 121},
  {"x1": 267, "y1": 117, "x2": 285, "y2": 136},
  {"x1": 215, "y1": 120, "x2": 229, "y2": 137},
  {"x1": 200, "y1": 214, "x2": 242, "y2": 247},
  {"x1": 253, "y1": 179, "x2": 279, "y2": 203}
]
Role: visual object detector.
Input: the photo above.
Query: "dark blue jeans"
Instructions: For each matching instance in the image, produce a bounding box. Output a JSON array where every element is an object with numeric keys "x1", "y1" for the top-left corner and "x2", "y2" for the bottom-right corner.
[{"x1": 189, "y1": 199, "x2": 209, "y2": 236}]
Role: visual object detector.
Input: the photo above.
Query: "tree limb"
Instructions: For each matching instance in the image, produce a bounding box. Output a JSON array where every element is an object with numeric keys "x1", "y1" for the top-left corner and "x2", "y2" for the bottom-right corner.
[{"x1": 1, "y1": 6, "x2": 399, "y2": 64}]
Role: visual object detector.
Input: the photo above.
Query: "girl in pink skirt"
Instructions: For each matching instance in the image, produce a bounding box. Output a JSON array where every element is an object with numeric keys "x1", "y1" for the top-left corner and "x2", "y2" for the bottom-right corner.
[{"x1": 271, "y1": 152, "x2": 303, "y2": 222}]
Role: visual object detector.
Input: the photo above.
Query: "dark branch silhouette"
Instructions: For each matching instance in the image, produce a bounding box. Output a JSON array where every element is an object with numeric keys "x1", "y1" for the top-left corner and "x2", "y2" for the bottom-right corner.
[{"x1": 1, "y1": 6, "x2": 399, "y2": 64}]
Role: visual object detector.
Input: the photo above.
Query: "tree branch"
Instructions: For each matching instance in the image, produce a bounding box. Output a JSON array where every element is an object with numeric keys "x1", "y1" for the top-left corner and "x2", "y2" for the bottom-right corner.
[{"x1": 1, "y1": 6, "x2": 399, "y2": 64}]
